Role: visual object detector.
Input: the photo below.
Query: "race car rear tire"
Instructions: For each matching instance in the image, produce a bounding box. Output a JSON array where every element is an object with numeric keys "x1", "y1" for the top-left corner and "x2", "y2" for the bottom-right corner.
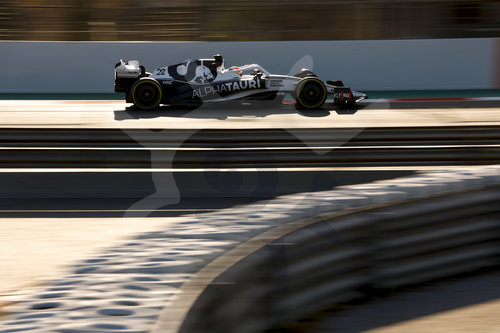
[
  {"x1": 295, "y1": 77, "x2": 327, "y2": 109},
  {"x1": 131, "y1": 78, "x2": 162, "y2": 110}
]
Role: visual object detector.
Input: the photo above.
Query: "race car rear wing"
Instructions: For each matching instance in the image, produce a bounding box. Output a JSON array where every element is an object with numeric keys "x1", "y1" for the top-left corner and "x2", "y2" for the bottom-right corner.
[
  {"x1": 115, "y1": 59, "x2": 142, "y2": 78},
  {"x1": 114, "y1": 59, "x2": 151, "y2": 94}
]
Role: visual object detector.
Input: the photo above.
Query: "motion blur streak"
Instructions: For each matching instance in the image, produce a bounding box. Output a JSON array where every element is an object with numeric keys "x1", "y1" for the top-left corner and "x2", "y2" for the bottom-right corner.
[{"x1": 1, "y1": 1, "x2": 500, "y2": 41}]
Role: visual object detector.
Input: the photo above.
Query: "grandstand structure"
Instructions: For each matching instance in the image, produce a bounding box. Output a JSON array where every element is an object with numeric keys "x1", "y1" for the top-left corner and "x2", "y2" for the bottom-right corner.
[{"x1": 0, "y1": 0, "x2": 499, "y2": 41}]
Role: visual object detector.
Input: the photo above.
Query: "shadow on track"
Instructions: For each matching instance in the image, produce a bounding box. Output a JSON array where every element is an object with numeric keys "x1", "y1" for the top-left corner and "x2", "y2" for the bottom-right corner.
[
  {"x1": 112, "y1": 102, "x2": 351, "y2": 121},
  {"x1": 289, "y1": 269, "x2": 500, "y2": 333},
  {"x1": 332, "y1": 106, "x2": 360, "y2": 115}
]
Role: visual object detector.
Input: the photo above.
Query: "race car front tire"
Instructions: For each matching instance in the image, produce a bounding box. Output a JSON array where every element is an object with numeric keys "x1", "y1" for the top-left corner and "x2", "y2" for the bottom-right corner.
[
  {"x1": 131, "y1": 78, "x2": 163, "y2": 110},
  {"x1": 295, "y1": 77, "x2": 327, "y2": 109}
]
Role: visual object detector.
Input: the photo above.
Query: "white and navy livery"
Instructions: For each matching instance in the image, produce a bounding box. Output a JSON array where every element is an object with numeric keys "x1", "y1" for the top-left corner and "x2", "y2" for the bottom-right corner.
[{"x1": 114, "y1": 54, "x2": 366, "y2": 110}]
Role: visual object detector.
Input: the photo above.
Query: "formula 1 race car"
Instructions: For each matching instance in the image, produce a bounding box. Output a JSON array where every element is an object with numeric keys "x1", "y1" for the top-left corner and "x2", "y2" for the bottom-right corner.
[{"x1": 114, "y1": 54, "x2": 366, "y2": 110}]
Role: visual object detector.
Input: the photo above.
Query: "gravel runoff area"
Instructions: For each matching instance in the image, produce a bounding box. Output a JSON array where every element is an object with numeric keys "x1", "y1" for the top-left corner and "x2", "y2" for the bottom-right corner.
[{"x1": 1, "y1": 165, "x2": 500, "y2": 333}]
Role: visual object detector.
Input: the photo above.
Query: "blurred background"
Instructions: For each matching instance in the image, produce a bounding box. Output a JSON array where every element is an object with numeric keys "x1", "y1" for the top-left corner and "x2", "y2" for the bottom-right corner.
[
  {"x1": 1, "y1": 2, "x2": 500, "y2": 333},
  {"x1": 1, "y1": 0, "x2": 500, "y2": 41}
]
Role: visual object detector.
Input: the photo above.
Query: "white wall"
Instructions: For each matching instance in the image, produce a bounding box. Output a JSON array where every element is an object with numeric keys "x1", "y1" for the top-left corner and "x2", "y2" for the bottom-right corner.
[{"x1": 0, "y1": 39, "x2": 498, "y2": 93}]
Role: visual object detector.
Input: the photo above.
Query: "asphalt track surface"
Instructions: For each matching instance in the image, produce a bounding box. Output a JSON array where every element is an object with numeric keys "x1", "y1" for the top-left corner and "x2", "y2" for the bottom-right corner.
[
  {"x1": 1, "y1": 98, "x2": 500, "y2": 129},
  {"x1": 283, "y1": 269, "x2": 500, "y2": 333},
  {"x1": 1, "y1": 98, "x2": 500, "y2": 331},
  {"x1": 1, "y1": 99, "x2": 500, "y2": 218}
]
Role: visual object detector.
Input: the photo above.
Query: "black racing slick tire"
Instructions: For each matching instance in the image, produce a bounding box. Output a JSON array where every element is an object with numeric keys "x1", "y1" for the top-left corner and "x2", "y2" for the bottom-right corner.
[
  {"x1": 295, "y1": 77, "x2": 327, "y2": 110},
  {"x1": 131, "y1": 78, "x2": 163, "y2": 110}
]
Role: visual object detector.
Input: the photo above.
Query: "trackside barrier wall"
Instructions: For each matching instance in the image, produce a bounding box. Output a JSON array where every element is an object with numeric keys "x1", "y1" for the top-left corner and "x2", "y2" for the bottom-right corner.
[
  {"x1": 0, "y1": 38, "x2": 499, "y2": 93},
  {"x1": 153, "y1": 165, "x2": 500, "y2": 333}
]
